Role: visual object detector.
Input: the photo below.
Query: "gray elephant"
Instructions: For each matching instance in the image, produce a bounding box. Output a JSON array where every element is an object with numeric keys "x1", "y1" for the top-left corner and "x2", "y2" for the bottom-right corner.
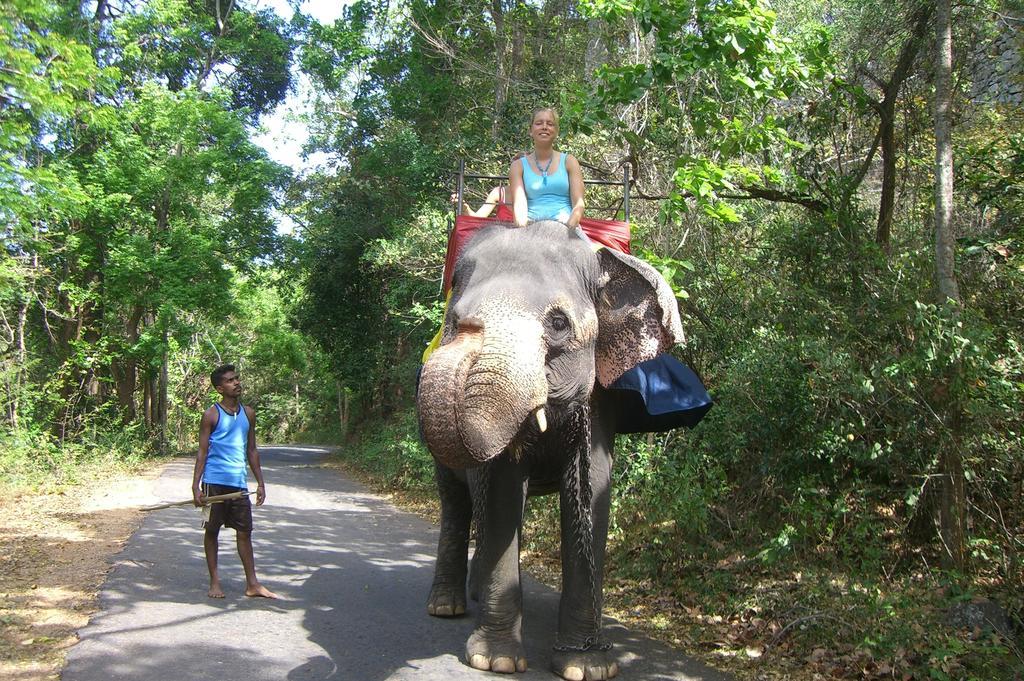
[{"x1": 416, "y1": 220, "x2": 685, "y2": 680}]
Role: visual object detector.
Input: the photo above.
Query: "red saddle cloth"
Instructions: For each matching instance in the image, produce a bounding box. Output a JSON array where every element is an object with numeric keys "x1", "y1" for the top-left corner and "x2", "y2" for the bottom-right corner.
[{"x1": 441, "y1": 216, "x2": 631, "y2": 295}]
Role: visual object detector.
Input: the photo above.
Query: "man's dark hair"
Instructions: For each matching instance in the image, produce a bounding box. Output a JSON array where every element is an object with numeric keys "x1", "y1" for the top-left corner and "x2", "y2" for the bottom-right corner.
[{"x1": 210, "y1": 364, "x2": 236, "y2": 387}]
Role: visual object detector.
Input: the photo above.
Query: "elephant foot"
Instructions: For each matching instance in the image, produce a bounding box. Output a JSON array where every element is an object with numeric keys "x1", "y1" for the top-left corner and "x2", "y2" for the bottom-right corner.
[
  {"x1": 551, "y1": 646, "x2": 619, "y2": 681},
  {"x1": 466, "y1": 629, "x2": 527, "y2": 673},
  {"x1": 427, "y1": 583, "x2": 466, "y2": 617}
]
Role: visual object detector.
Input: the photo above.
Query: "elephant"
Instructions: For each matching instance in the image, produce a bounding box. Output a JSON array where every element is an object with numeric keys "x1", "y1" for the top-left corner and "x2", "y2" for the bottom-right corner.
[{"x1": 416, "y1": 220, "x2": 685, "y2": 680}]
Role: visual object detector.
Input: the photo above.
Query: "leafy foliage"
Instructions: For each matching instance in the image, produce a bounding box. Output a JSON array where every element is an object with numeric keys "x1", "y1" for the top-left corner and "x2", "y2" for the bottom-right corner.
[
  {"x1": 0, "y1": 0, "x2": 311, "y2": 453},
  {"x1": 2, "y1": 0, "x2": 1022, "y2": 677},
  {"x1": 290, "y1": 0, "x2": 1022, "y2": 676}
]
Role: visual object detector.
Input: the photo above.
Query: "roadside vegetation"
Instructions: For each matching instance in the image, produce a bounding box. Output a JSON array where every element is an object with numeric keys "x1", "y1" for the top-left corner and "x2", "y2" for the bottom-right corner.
[{"x1": 2, "y1": 0, "x2": 1021, "y2": 679}]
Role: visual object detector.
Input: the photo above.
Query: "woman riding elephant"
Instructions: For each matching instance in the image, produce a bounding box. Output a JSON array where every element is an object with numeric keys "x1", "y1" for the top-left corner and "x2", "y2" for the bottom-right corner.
[{"x1": 418, "y1": 108, "x2": 710, "y2": 681}]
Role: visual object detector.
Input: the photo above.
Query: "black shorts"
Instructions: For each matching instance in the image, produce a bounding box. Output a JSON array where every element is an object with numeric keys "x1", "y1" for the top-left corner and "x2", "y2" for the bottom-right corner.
[{"x1": 202, "y1": 483, "x2": 253, "y2": 533}]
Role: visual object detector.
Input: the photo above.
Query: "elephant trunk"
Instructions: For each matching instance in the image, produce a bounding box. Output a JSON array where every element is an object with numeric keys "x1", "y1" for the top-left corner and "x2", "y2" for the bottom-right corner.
[
  {"x1": 418, "y1": 320, "x2": 485, "y2": 469},
  {"x1": 418, "y1": 315, "x2": 547, "y2": 469}
]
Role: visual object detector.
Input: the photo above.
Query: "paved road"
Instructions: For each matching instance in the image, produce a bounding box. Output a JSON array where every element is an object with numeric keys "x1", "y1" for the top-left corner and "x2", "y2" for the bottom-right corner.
[{"x1": 63, "y1": 445, "x2": 732, "y2": 681}]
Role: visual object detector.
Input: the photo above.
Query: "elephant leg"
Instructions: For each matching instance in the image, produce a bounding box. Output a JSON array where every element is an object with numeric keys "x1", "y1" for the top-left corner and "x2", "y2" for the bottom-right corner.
[
  {"x1": 465, "y1": 456, "x2": 529, "y2": 674},
  {"x1": 552, "y1": 396, "x2": 619, "y2": 681},
  {"x1": 428, "y1": 463, "x2": 471, "y2": 617}
]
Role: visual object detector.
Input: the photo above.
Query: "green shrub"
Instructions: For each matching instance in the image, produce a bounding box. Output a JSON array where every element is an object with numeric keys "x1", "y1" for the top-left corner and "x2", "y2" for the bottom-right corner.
[
  {"x1": 339, "y1": 410, "x2": 435, "y2": 492},
  {"x1": 0, "y1": 419, "x2": 152, "y2": 490}
]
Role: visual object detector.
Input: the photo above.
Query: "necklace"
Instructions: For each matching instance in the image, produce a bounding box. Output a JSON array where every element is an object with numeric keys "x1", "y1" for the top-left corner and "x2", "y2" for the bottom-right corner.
[{"x1": 535, "y1": 154, "x2": 553, "y2": 186}]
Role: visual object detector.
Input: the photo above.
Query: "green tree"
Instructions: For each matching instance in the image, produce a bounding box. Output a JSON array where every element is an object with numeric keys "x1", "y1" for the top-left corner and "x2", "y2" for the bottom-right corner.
[
  {"x1": 1, "y1": 0, "x2": 300, "y2": 450},
  {"x1": 1, "y1": 0, "x2": 107, "y2": 429}
]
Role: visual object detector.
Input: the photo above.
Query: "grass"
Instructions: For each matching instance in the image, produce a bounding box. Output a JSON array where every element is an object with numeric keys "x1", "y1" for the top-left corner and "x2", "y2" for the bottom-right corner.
[{"x1": 0, "y1": 426, "x2": 166, "y2": 493}]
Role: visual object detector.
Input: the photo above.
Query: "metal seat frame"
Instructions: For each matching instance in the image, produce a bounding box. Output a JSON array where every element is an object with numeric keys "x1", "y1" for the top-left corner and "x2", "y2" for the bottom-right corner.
[{"x1": 453, "y1": 159, "x2": 631, "y2": 223}]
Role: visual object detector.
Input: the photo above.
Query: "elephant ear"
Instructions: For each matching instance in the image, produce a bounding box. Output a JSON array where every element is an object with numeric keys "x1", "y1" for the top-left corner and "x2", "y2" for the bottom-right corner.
[{"x1": 594, "y1": 248, "x2": 685, "y2": 388}]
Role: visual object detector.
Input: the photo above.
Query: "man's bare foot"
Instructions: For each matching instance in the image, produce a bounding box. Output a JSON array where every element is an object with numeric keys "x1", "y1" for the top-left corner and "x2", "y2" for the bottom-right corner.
[
  {"x1": 245, "y1": 584, "x2": 278, "y2": 599},
  {"x1": 208, "y1": 584, "x2": 225, "y2": 598}
]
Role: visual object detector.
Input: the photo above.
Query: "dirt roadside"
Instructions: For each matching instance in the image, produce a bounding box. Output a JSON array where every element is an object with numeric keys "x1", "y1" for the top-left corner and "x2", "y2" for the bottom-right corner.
[{"x1": 0, "y1": 462, "x2": 171, "y2": 681}]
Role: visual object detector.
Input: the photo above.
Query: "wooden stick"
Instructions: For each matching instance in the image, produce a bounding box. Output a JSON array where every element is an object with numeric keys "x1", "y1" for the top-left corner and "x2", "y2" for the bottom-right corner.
[{"x1": 142, "y1": 491, "x2": 248, "y2": 512}]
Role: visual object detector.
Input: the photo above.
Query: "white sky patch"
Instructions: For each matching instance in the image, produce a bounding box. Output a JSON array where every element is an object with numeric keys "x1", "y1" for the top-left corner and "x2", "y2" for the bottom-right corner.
[
  {"x1": 251, "y1": 0, "x2": 353, "y2": 234},
  {"x1": 259, "y1": 0, "x2": 348, "y2": 24}
]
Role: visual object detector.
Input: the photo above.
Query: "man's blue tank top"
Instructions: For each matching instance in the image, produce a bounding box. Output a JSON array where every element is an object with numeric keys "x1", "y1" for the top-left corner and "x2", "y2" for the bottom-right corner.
[
  {"x1": 523, "y1": 152, "x2": 572, "y2": 222},
  {"x1": 203, "y1": 403, "x2": 249, "y2": 488}
]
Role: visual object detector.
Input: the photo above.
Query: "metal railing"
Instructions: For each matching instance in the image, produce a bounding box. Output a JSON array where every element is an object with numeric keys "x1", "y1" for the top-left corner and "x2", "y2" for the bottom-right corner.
[{"x1": 454, "y1": 159, "x2": 631, "y2": 222}]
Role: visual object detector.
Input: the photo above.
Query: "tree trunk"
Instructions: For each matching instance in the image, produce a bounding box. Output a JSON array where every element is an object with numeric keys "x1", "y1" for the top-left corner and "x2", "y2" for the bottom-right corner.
[
  {"x1": 142, "y1": 312, "x2": 155, "y2": 430},
  {"x1": 337, "y1": 381, "x2": 349, "y2": 435},
  {"x1": 933, "y1": 0, "x2": 966, "y2": 570},
  {"x1": 933, "y1": 18, "x2": 959, "y2": 305},
  {"x1": 394, "y1": 336, "x2": 405, "y2": 406},
  {"x1": 11, "y1": 297, "x2": 28, "y2": 429},
  {"x1": 876, "y1": 105, "x2": 897, "y2": 247},
  {"x1": 873, "y1": 3, "x2": 934, "y2": 248},
  {"x1": 159, "y1": 329, "x2": 169, "y2": 453},
  {"x1": 113, "y1": 306, "x2": 141, "y2": 422},
  {"x1": 144, "y1": 370, "x2": 154, "y2": 430}
]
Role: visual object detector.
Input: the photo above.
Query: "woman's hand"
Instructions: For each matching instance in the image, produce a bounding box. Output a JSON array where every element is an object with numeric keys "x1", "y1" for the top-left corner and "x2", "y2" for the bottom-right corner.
[{"x1": 449, "y1": 192, "x2": 472, "y2": 216}]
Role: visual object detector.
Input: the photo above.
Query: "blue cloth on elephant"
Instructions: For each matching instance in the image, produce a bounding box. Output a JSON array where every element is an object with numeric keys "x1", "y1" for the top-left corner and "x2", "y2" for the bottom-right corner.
[{"x1": 609, "y1": 355, "x2": 712, "y2": 433}]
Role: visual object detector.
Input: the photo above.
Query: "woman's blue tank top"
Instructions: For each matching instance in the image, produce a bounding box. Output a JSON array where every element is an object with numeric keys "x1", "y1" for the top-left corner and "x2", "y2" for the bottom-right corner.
[
  {"x1": 203, "y1": 403, "x2": 249, "y2": 488},
  {"x1": 522, "y1": 152, "x2": 572, "y2": 222}
]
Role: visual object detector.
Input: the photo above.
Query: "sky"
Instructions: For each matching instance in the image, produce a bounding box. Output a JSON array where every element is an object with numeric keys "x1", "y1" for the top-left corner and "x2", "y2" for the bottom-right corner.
[
  {"x1": 250, "y1": 0, "x2": 351, "y2": 234},
  {"x1": 252, "y1": 0, "x2": 350, "y2": 176}
]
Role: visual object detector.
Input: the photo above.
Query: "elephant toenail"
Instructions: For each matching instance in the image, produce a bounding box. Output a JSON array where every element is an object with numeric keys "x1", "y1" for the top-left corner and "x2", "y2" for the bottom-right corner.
[{"x1": 492, "y1": 657, "x2": 516, "y2": 673}]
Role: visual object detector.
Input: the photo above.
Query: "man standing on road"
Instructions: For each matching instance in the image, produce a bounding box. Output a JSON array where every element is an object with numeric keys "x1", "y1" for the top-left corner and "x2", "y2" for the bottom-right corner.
[{"x1": 191, "y1": 364, "x2": 278, "y2": 599}]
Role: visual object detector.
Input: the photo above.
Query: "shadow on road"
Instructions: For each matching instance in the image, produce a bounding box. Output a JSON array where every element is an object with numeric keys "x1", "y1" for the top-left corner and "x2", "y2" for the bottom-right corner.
[{"x1": 64, "y1": 446, "x2": 731, "y2": 681}]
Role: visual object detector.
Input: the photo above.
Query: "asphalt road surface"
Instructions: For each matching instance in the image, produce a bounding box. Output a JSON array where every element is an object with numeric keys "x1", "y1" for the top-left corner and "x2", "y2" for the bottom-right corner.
[{"x1": 63, "y1": 445, "x2": 733, "y2": 681}]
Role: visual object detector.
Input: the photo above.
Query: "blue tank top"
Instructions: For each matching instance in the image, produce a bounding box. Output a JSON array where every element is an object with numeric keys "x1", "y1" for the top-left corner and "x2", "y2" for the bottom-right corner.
[
  {"x1": 522, "y1": 152, "x2": 572, "y2": 222},
  {"x1": 203, "y1": 403, "x2": 250, "y2": 488}
]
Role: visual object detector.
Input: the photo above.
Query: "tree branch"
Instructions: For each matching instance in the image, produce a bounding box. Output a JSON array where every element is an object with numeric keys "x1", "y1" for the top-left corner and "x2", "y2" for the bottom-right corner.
[
  {"x1": 858, "y1": 65, "x2": 887, "y2": 92},
  {"x1": 197, "y1": 0, "x2": 236, "y2": 88},
  {"x1": 845, "y1": 126, "x2": 883, "y2": 204},
  {"x1": 726, "y1": 185, "x2": 829, "y2": 214},
  {"x1": 629, "y1": 183, "x2": 828, "y2": 214}
]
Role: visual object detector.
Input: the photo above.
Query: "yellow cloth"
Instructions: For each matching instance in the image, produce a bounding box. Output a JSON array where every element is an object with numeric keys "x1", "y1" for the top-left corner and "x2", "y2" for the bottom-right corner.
[{"x1": 422, "y1": 290, "x2": 453, "y2": 363}]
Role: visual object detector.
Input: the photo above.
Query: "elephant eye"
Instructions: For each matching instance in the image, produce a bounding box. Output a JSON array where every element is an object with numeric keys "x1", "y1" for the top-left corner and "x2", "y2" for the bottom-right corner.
[{"x1": 546, "y1": 310, "x2": 571, "y2": 338}]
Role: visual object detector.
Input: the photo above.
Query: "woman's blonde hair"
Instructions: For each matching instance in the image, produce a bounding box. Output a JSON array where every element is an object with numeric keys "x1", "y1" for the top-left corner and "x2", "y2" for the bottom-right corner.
[{"x1": 530, "y1": 107, "x2": 560, "y2": 130}]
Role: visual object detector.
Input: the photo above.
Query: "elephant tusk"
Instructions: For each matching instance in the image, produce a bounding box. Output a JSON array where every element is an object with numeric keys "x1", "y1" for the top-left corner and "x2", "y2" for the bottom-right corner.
[{"x1": 535, "y1": 407, "x2": 547, "y2": 433}]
